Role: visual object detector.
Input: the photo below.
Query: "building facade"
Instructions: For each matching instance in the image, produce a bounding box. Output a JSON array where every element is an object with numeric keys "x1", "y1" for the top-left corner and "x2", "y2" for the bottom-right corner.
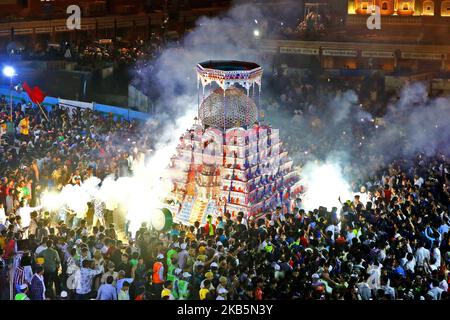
[{"x1": 348, "y1": 0, "x2": 450, "y2": 16}]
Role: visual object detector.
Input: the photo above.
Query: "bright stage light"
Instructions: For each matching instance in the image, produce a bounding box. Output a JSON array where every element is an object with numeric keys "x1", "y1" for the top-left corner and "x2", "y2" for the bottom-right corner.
[
  {"x1": 253, "y1": 29, "x2": 260, "y2": 37},
  {"x1": 2, "y1": 66, "x2": 15, "y2": 78}
]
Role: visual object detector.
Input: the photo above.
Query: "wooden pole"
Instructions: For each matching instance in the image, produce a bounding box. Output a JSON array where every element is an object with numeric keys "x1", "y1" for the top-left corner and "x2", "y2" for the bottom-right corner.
[{"x1": 37, "y1": 103, "x2": 50, "y2": 123}]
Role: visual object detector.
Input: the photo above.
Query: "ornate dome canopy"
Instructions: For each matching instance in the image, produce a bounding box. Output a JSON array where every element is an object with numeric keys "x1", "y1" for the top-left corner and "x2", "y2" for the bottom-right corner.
[
  {"x1": 199, "y1": 87, "x2": 258, "y2": 130},
  {"x1": 197, "y1": 60, "x2": 262, "y2": 92}
]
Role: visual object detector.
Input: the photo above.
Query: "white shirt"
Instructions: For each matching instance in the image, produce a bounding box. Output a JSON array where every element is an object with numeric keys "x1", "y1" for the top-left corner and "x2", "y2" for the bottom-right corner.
[
  {"x1": 402, "y1": 258, "x2": 416, "y2": 273},
  {"x1": 414, "y1": 177, "x2": 424, "y2": 188},
  {"x1": 0, "y1": 207, "x2": 5, "y2": 224},
  {"x1": 432, "y1": 247, "x2": 441, "y2": 268},
  {"x1": 382, "y1": 285, "x2": 396, "y2": 299},
  {"x1": 377, "y1": 249, "x2": 386, "y2": 262},
  {"x1": 35, "y1": 245, "x2": 47, "y2": 255},
  {"x1": 17, "y1": 206, "x2": 31, "y2": 228},
  {"x1": 346, "y1": 231, "x2": 356, "y2": 243},
  {"x1": 101, "y1": 245, "x2": 109, "y2": 255},
  {"x1": 415, "y1": 247, "x2": 430, "y2": 267},
  {"x1": 439, "y1": 279, "x2": 449, "y2": 292},
  {"x1": 5, "y1": 195, "x2": 13, "y2": 214},
  {"x1": 427, "y1": 287, "x2": 444, "y2": 300},
  {"x1": 24, "y1": 265, "x2": 33, "y2": 284},
  {"x1": 438, "y1": 224, "x2": 449, "y2": 236},
  {"x1": 366, "y1": 264, "x2": 382, "y2": 290}
]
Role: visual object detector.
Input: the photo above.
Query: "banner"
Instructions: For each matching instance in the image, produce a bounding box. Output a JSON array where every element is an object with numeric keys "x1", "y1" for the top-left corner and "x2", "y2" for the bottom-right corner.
[
  {"x1": 361, "y1": 51, "x2": 395, "y2": 58},
  {"x1": 58, "y1": 98, "x2": 94, "y2": 117},
  {"x1": 279, "y1": 47, "x2": 319, "y2": 55},
  {"x1": 322, "y1": 49, "x2": 358, "y2": 57},
  {"x1": 401, "y1": 52, "x2": 446, "y2": 60}
]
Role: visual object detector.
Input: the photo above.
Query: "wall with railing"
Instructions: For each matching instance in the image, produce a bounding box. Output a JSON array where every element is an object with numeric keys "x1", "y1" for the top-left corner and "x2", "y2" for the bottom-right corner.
[{"x1": 0, "y1": 85, "x2": 151, "y2": 121}]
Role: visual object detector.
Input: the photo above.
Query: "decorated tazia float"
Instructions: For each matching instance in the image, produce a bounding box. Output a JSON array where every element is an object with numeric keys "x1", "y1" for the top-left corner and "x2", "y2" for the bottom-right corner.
[{"x1": 164, "y1": 60, "x2": 301, "y2": 225}]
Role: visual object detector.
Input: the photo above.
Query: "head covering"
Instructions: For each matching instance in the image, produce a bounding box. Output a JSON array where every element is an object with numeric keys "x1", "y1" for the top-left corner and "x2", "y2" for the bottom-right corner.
[
  {"x1": 210, "y1": 262, "x2": 219, "y2": 268},
  {"x1": 174, "y1": 268, "x2": 182, "y2": 276},
  {"x1": 60, "y1": 291, "x2": 68, "y2": 298},
  {"x1": 205, "y1": 271, "x2": 214, "y2": 280},
  {"x1": 216, "y1": 241, "x2": 223, "y2": 247},
  {"x1": 218, "y1": 288, "x2": 228, "y2": 295},
  {"x1": 161, "y1": 288, "x2": 171, "y2": 298},
  {"x1": 182, "y1": 272, "x2": 192, "y2": 279},
  {"x1": 157, "y1": 253, "x2": 164, "y2": 260},
  {"x1": 180, "y1": 243, "x2": 187, "y2": 250},
  {"x1": 16, "y1": 284, "x2": 27, "y2": 292}
]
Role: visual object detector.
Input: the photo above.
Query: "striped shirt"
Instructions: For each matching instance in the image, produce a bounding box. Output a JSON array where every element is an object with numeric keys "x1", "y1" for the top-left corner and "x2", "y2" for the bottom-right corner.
[{"x1": 13, "y1": 266, "x2": 25, "y2": 291}]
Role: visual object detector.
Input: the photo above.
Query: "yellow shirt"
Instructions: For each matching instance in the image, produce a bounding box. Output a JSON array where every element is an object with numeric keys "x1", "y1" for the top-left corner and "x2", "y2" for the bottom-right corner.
[
  {"x1": 199, "y1": 288, "x2": 209, "y2": 300},
  {"x1": 19, "y1": 118, "x2": 30, "y2": 135},
  {"x1": 161, "y1": 288, "x2": 171, "y2": 299}
]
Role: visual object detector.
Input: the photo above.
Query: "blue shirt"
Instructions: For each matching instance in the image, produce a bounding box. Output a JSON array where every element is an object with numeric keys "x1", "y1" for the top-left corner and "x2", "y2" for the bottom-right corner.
[
  {"x1": 96, "y1": 284, "x2": 117, "y2": 300},
  {"x1": 438, "y1": 224, "x2": 449, "y2": 236},
  {"x1": 394, "y1": 266, "x2": 406, "y2": 278}
]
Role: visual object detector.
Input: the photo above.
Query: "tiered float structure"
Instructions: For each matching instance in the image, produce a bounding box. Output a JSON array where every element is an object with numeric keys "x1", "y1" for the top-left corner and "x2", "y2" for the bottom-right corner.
[{"x1": 165, "y1": 61, "x2": 301, "y2": 225}]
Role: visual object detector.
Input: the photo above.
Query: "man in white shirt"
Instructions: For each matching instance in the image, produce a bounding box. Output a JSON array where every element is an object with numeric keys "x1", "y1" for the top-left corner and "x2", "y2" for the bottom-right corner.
[
  {"x1": 381, "y1": 278, "x2": 396, "y2": 300},
  {"x1": 101, "y1": 239, "x2": 110, "y2": 255},
  {"x1": 92, "y1": 199, "x2": 106, "y2": 229},
  {"x1": 0, "y1": 204, "x2": 5, "y2": 225},
  {"x1": 401, "y1": 253, "x2": 416, "y2": 274},
  {"x1": 414, "y1": 243, "x2": 430, "y2": 268},
  {"x1": 75, "y1": 260, "x2": 103, "y2": 299},
  {"x1": 427, "y1": 280, "x2": 444, "y2": 300},
  {"x1": 431, "y1": 243, "x2": 441, "y2": 267},
  {"x1": 35, "y1": 240, "x2": 48, "y2": 255},
  {"x1": 414, "y1": 175, "x2": 424, "y2": 188},
  {"x1": 366, "y1": 263, "x2": 382, "y2": 290},
  {"x1": 439, "y1": 274, "x2": 448, "y2": 292},
  {"x1": 438, "y1": 218, "x2": 449, "y2": 237}
]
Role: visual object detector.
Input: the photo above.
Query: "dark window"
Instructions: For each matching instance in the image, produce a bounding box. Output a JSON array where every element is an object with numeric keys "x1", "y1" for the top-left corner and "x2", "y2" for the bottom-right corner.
[{"x1": 382, "y1": 2, "x2": 388, "y2": 10}]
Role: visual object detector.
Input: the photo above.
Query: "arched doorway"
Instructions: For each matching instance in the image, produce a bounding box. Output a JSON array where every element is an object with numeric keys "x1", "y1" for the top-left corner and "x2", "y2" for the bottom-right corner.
[
  {"x1": 376, "y1": 0, "x2": 395, "y2": 15},
  {"x1": 396, "y1": 0, "x2": 415, "y2": 15},
  {"x1": 355, "y1": 0, "x2": 374, "y2": 14},
  {"x1": 422, "y1": 0, "x2": 435, "y2": 15},
  {"x1": 442, "y1": 0, "x2": 450, "y2": 16}
]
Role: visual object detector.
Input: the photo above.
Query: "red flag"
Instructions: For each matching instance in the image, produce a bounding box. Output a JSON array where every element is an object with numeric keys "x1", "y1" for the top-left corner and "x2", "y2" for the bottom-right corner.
[
  {"x1": 23, "y1": 82, "x2": 46, "y2": 105},
  {"x1": 22, "y1": 82, "x2": 35, "y2": 102},
  {"x1": 33, "y1": 86, "x2": 45, "y2": 105}
]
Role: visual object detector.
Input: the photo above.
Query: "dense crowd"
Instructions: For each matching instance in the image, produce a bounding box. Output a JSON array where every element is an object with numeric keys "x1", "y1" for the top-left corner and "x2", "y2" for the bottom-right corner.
[
  {"x1": 0, "y1": 71, "x2": 450, "y2": 301},
  {"x1": 76, "y1": 39, "x2": 162, "y2": 69}
]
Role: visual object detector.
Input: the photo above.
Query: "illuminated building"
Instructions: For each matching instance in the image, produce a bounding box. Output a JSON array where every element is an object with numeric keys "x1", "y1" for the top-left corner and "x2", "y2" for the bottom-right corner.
[{"x1": 348, "y1": 0, "x2": 450, "y2": 16}]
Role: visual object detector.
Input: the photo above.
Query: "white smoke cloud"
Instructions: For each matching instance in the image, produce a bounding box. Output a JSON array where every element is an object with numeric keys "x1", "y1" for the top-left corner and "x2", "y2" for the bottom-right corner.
[{"x1": 299, "y1": 159, "x2": 353, "y2": 212}]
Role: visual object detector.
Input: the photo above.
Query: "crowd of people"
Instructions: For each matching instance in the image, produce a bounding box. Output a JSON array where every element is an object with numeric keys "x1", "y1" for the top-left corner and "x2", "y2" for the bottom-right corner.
[
  {"x1": 76, "y1": 39, "x2": 163, "y2": 69},
  {"x1": 0, "y1": 65, "x2": 450, "y2": 301}
]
